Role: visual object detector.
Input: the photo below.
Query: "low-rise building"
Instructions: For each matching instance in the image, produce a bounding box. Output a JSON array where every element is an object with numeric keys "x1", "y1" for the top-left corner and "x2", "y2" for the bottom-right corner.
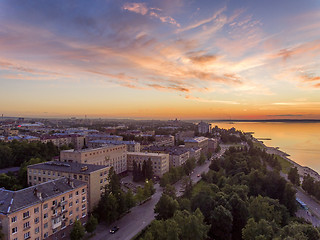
[
  {"x1": 184, "y1": 137, "x2": 209, "y2": 154},
  {"x1": 142, "y1": 146, "x2": 190, "y2": 168},
  {"x1": 0, "y1": 178, "x2": 88, "y2": 240},
  {"x1": 86, "y1": 134, "x2": 123, "y2": 142},
  {"x1": 127, "y1": 152, "x2": 169, "y2": 177},
  {"x1": 208, "y1": 138, "x2": 218, "y2": 153},
  {"x1": 88, "y1": 140, "x2": 140, "y2": 152},
  {"x1": 27, "y1": 162, "x2": 110, "y2": 211},
  {"x1": 60, "y1": 145, "x2": 127, "y2": 174},
  {"x1": 154, "y1": 135, "x2": 175, "y2": 147},
  {"x1": 175, "y1": 131, "x2": 195, "y2": 142}
]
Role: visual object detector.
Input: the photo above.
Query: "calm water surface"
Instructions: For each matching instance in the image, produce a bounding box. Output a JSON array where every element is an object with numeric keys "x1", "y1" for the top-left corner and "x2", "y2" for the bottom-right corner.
[{"x1": 212, "y1": 122, "x2": 320, "y2": 174}]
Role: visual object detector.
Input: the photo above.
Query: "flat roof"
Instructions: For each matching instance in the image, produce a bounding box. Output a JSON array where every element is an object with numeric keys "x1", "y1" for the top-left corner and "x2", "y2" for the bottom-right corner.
[
  {"x1": 28, "y1": 161, "x2": 108, "y2": 174},
  {"x1": 61, "y1": 145, "x2": 125, "y2": 153},
  {"x1": 127, "y1": 152, "x2": 168, "y2": 157}
]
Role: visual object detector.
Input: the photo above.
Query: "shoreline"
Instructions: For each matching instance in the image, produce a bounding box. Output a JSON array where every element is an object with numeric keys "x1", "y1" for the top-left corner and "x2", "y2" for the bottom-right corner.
[{"x1": 253, "y1": 138, "x2": 320, "y2": 181}]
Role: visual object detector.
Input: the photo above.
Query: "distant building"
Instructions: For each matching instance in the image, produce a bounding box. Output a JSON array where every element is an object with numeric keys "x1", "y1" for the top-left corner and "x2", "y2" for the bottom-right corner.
[
  {"x1": 127, "y1": 152, "x2": 169, "y2": 177},
  {"x1": 208, "y1": 138, "x2": 218, "y2": 152},
  {"x1": 27, "y1": 161, "x2": 110, "y2": 211},
  {"x1": 0, "y1": 178, "x2": 88, "y2": 240},
  {"x1": 60, "y1": 145, "x2": 127, "y2": 174},
  {"x1": 197, "y1": 121, "x2": 212, "y2": 134},
  {"x1": 175, "y1": 131, "x2": 195, "y2": 142},
  {"x1": 86, "y1": 134, "x2": 123, "y2": 142},
  {"x1": 40, "y1": 135, "x2": 85, "y2": 150},
  {"x1": 154, "y1": 135, "x2": 175, "y2": 147},
  {"x1": 87, "y1": 140, "x2": 140, "y2": 152}
]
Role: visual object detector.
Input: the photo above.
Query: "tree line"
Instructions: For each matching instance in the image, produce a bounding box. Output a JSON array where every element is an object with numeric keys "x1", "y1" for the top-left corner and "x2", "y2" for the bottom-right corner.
[{"x1": 140, "y1": 146, "x2": 319, "y2": 240}]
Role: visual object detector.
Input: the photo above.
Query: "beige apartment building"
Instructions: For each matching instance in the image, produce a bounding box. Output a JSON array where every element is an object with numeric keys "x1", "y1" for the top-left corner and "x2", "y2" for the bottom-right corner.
[
  {"x1": 127, "y1": 152, "x2": 169, "y2": 177},
  {"x1": 184, "y1": 137, "x2": 209, "y2": 154},
  {"x1": 60, "y1": 145, "x2": 127, "y2": 174},
  {"x1": 40, "y1": 135, "x2": 85, "y2": 150},
  {"x1": 27, "y1": 162, "x2": 109, "y2": 211},
  {"x1": 0, "y1": 178, "x2": 87, "y2": 240}
]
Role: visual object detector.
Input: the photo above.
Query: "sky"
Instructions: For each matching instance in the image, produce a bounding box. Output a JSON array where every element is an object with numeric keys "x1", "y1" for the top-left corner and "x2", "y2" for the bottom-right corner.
[{"x1": 1, "y1": 0, "x2": 320, "y2": 120}]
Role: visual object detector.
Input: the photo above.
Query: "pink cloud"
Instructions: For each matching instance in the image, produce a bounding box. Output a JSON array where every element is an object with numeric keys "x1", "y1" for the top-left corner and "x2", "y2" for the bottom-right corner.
[{"x1": 122, "y1": 3, "x2": 148, "y2": 15}]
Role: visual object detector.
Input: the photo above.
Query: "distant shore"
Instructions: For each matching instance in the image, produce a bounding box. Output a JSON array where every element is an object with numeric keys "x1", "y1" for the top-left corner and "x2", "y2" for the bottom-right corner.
[{"x1": 253, "y1": 138, "x2": 320, "y2": 181}]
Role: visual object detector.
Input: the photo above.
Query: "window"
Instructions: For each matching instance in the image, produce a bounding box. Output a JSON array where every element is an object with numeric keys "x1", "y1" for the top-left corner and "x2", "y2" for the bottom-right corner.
[
  {"x1": 82, "y1": 196, "x2": 86, "y2": 202},
  {"x1": 53, "y1": 209, "x2": 57, "y2": 215},
  {"x1": 24, "y1": 231, "x2": 30, "y2": 240},
  {"x1": 34, "y1": 207, "x2": 39, "y2": 213},
  {"x1": 29, "y1": 176, "x2": 31, "y2": 180},
  {"x1": 69, "y1": 219, "x2": 73, "y2": 225},
  {"x1": 82, "y1": 211, "x2": 86, "y2": 218},
  {"x1": 43, "y1": 177, "x2": 46, "y2": 181},
  {"x1": 35, "y1": 227, "x2": 39, "y2": 234},
  {"x1": 61, "y1": 222, "x2": 66, "y2": 229},
  {"x1": 35, "y1": 217, "x2": 39, "y2": 224},
  {"x1": 76, "y1": 215, "x2": 79, "y2": 220},
  {"x1": 69, "y1": 193, "x2": 72, "y2": 199},
  {"x1": 52, "y1": 200, "x2": 56, "y2": 206},
  {"x1": 62, "y1": 205, "x2": 65, "y2": 211},
  {"x1": 38, "y1": 177, "x2": 41, "y2": 181},
  {"x1": 82, "y1": 204, "x2": 86, "y2": 209},
  {"x1": 76, "y1": 199, "x2": 79, "y2": 204},
  {"x1": 35, "y1": 238, "x2": 40, "y2": 240},
  {"x1": 61, "y1": 196, "x2": 65, "y2": 202},
  {"x1": 12, "y1": 227, "x2": 17, "y2": 234},
  {"x1": 69, "y1": 210, "x2": 73, "y2": 216},
  {"x1": 43, "y1": 170, "x2": 45, "y2": 174},
  {"x1": 79, "y1": 175, "x2": 83, "y2": 180},
  {"x1": 43, "y1": 203, "x2": 48, "y2": 209},
  {"x1": 11, "y1": 216, "x2": 17, "y2": 223},
  {"x1": 47, "y1": 171, "x2": 50, "y2": 176},
  {"x1": 69, "y1": 202, "x2": 73, "y2": 207},
  {"x1": 74, "y1": 174, "x2": 77, "y2": 179},
  {"x1": 76, "y1": 207, "x2": 79, "y2": 212},
  {"x1": 76, "y1": 191, "x2": 79, "y2": 196},
  {"x1": 23, "y1": 211, "x2": 30, "y2": 219},
  {"x1": 44, "y1": 213, "x2": 48, "y2": 219},
  {"x1": 44, "y1": 232, "x2": 48, "y2": 239},
  {"x1": 44, "y1": 223, "x2": 48, "y2": 229},
  {"x1": 23, "y1": 221, "x2": 30, "y2": 229},
  {"x1": 100, "y1": 179, "x2": 103, "y2": 183}
]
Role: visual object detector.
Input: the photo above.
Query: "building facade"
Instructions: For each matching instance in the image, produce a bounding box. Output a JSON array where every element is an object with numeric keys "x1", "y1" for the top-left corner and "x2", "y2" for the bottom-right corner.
[
  {"x1": 87, "y1": 140, "x2": 140, "y2": 152},
  {"x1": 60, "y1": 145, "x2": 127, "y2": 174},
  {"x1": 184, "y1": 137, "x2": 209, "y2": 154},
  {"x1": 197, "y1": 121, "x2": 212, "y2": 134},
  {"x1": 127, "y1": 152, "x2": 169, "y2": 177},
  {"x1": 27, "y1": 162, "x2": 109, "y2": 211},
  {"x1": 0, "y1": 178, "x2": 88, "y2": 240}
]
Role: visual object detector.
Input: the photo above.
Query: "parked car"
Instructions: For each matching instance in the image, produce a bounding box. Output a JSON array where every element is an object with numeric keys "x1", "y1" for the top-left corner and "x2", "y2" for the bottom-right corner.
[{"x1": 110, "y1": 226, "x2": 119, "y2": 234}]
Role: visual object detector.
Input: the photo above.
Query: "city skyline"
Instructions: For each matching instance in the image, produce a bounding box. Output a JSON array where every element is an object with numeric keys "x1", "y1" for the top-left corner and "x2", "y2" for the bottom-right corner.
[{"x1": 1, "y1": 0, "x2": 320, "y2": 119}]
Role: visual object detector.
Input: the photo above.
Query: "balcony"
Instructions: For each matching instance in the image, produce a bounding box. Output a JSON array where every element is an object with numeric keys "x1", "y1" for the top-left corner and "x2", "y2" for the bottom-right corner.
[
  {"x1": 61, "y1": 200, "x2": 68, "y2": 206},
  {"x1": 52, "y1": 219, "x2": 62, "y2": 229}
]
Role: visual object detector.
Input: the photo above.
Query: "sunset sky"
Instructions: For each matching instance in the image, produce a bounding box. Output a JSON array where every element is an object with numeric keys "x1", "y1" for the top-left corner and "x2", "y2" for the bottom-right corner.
[{"x1": 1, "y1": 0, "x2": 320, "y2": 119}]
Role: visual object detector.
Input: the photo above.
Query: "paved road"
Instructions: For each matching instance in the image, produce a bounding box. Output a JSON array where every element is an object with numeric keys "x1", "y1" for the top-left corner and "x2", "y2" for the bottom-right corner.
[{"x1": 91, "y1": 147, "x2": 228, "y2": 240}]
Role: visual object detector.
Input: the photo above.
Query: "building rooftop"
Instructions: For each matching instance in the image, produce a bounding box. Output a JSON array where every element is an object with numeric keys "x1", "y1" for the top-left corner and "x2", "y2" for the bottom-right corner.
[
  {"x1": 88, "y1": 139, "x2": 138, "y2": 145},
  {"x1": 0, "y1": 178, "x2": 86, "y2": 215},
  {"x1": 143, "y1": 146, "x2": 190, "y2": 155},
  {"x1": 61, "y1": 145, "x2": 125, "y2": 153},
  {"x1": 28, "y1": 161, "x2": 108, "y2": 174},
  {"x1": 127, "y1": 152, "x2": 168, "y2": 157},
  {"x1": 184, "y1": 136, "x2": 208, "y2": 143}
]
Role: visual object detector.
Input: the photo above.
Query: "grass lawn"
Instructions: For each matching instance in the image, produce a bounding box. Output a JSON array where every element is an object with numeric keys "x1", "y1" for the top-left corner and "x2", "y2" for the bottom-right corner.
[{"x1": 275, "y1": 155, "x2": 293, "y2": 174}]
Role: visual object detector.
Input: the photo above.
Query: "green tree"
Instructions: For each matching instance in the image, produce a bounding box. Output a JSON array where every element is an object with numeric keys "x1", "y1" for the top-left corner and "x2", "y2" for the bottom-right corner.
[
  {"x1": 154, "y1": 194, "x2": 179, "y2": 220},
  {"x1": 288, "y1": 167, "x2": 300, "y2": 186},
  {"x1": 125, "y1": 189, "x2": 136, "y2": 209},
  {"x1": 164, "y1": 184, "x2": 176, "y2": 199},
  {"x1": 0, "y1": 226, "x2": 4, "y2": 240},
  {"x1": 107, "y1": 167, "x2": 121, "y2": 194},
  {"x1": 302, "y1": 174, "x2": 314, "y2": 195},
  {"x1": 96, "y1": 192, "x2": 118, "y2": 223},
  {"x1": 242, "y1": 218, "x2": 275, "y2": 240},
  {"x1": 85, "y1": 215, "x2": 98, "y2": 233},
  {"x1": 70, "y1": 220, "x2": 85, "y2": 240},
  {"x1": 146, "y1": 158, "x2": 154, "y2": 180},
  {"x1": 210, "y1": 205, "x2": 233, "y2": 240},
  {"x1": 19, "y1": 157, "x2": 46, "y2": 187},
  {"x1": 135, "y1": 186, "x2": 145, "y2": 204}
]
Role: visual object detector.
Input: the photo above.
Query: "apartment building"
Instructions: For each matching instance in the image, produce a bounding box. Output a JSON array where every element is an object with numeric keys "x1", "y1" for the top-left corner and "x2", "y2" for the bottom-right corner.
[
  {"x1": 175, "y1": 131, "x2": 195, "y2": 142},
  {"x1": 142, "y1": 146, "x2": 190, "y2": 168},
  {"x1": 87, "y1": 140, "x2": 141, "y2": 152},
  {"x1": 127, "y1": 152, "x2": 169, "y2": 177},
  {"x1": 27, "y1": 162, "x2": 109, "y2": 211},
  {"x1": 184, "y1": 137, "x2": 209, "y2": 154},
  {"x1": 40, "y1": 135, "x2": 85, "y2": 150},
  {"x1": 0, "y1": 178, "x2": 87, "y2": 240},
  {"x1": 198, "y1": 121, "x2": 212, "y2": 134},
  {"x1": 153, "y1": 135, "x2": 175, "y2": 147},
  {"x1": 60, "y1": 145, "x2": 127, "y2": 174},
  {"x1": 86, "y1": 134, "x2": 123, "y2": 142}
]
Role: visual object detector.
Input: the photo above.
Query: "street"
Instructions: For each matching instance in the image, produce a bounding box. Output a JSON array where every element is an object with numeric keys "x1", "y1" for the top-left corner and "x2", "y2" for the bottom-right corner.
[{"x1": 91, "y1": 147, "x2": 228, "y2": 240}]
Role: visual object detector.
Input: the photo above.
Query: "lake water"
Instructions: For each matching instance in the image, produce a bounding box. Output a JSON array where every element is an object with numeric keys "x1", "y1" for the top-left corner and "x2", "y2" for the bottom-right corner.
[{"x1": 211, "y1": 122, "x2": 320, "y2": 174}]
